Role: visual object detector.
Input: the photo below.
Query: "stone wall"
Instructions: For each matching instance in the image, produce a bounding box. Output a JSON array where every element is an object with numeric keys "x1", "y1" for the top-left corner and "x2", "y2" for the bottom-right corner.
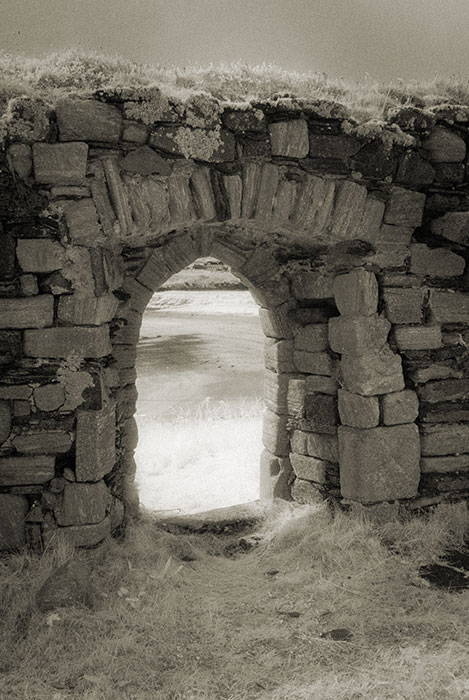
[{"x1": 1, "y1": 92, "x2": 469, "y2": 551}]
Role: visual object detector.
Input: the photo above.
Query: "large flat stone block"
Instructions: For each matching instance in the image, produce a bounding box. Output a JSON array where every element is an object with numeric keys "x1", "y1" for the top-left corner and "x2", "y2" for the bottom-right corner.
[
  {"x1": 333, "y1": 269, "x2": 378, "y2": 317},
  {"x1": 0, "y1": 296, "x2": 54, "y2": 329},
  {"x1": 76, "y1": 402, "x2": 116, "y2": 482},
  {"x1": 12, "y1": 432, "x2": 72, "y2": 454},
  {"x1": 422, "y1": 126, "x2": 467, "y2": 163},
  {"x1": 291, "y1": 430, "x2": 339, "y2": 462},
  {"x1": 0, "y1": 494, "x2": 27, "y2": 550},
  {"x1": 269, "y1": 119, "x2": 309, "y2": 158},
  {"x1": 381, "y1": 390, "x2": 419, "y2": 425},
  {"x1": 429, "y1": 290, "x2": 469, "y2": 323},
  {"x1": 63, "y1": 199, "x2": 102, "y2": 245},
  {"x1": 418, "y1": 379, "x2": 469, "y2": 404},
  {"x1": 58, "y1": 293, "x2": 119, "y2": 326},
  {"x1": 43, "y1": 517, "x2": 111, "y2": 548},
  {"x1": 33, "y1": 142, "x2": 88, "y2": 185},
  {"x1": 340, "y1": 347, "x2": 404, "y2": 396},
  {"x1": 24, "y1": 326, "x2": 112, "y2": 358},
  {"x1": 294, "y1": 324, "x2": 329, "y2": 352},
  {"x1": 393, "y1": 325, "x2": 441, "y2": 350},
  {"x1": 421, "y1": 423, "x2": 469, "y2": 456},
  {"x1": 410, "y1": 244, "x2": 465, "y2": 277},
  {"x1": 328, "y1": 315, "x2": 390, "y2": 354},
  {"x1": 338, "y1": 389, "x2": 379, "y2": 428},
  {"x1": 55, "y1": 481, "x2": 109, "y2": 526},
  {"x1": 294, "y1": 351, "x2": 333, "y2": 376},
  {"x1": 16, "y1": 239, "x2": 66, "y2": 273},
  {"x1": 57, "y1": 98, "x2": 122, "y2": 142},
  {"x1": 290, "y1": 453, "x2": 328, "y2": 483},
  {"x1": 338, "y1": 424, "x2": 420, "y2": 502},
  {"x1": 291, "y1": 270, "x2": 334, "y2": 300},
  {"x1": 0, "y1": 455, "x2": 55, "y2": 485},
  {"x1": 329, "y1": 180, "x2": 367, "y2": 241},
  {"x1": 384, "y1": 187, "x2": 426, "y2": 227},
  {"x1": 431, "y1": 211, "x2": 469, "y2": 246},
  {"x1": 383, "y1": 288, "x2": 425, "y2": 324}
]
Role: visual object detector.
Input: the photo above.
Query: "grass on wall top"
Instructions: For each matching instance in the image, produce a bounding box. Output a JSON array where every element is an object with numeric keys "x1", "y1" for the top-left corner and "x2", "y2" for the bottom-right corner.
[{"x1": 1, "y1": 49, "x2": 469, "y2": 125}]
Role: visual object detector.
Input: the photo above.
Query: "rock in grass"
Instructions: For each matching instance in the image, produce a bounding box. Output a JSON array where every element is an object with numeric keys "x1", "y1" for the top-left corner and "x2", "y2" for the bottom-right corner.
[
  {"x1": 320, "y1": 627, "x2": 353, "y2": 641},
  {"x1": 35, "y1": 558, "x2": 96, "y2": 612}
]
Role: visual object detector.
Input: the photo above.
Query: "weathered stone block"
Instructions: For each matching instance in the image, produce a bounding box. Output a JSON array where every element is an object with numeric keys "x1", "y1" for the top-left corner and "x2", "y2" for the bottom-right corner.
[
  {"x1": 291, "y1": 430, "x2": 339, "y2": 462},
  {"x1": 24, "y1": 326, "x2": 112, "y2": 359},
  {"x1": 410, "y1": 244, "x2": 465, "y2": 277},
  {"x1": 429, "y1": 290, "x2": 469, "y2": 323},
  {"x1": 121, "y1": 276, "x2": 154, "y2": 313},
  {"x1": 396, "y1": 150, "x2": 435, "y2": 187},
  {"x1": 64, "y1": 199, "x2": 102, "y2": 245},
  {"x1": 304, "y1": 393, "x2": 338, "y2": 427},
  {"x1": 0, "y1": 455, "x2": 55, "y2": 485},
  {"x1": 418, "y1": 379, "x2": 469, "y2": 404},
  {"x1": 393, "y1": 325, "x2": 441, "y2": 350},
  {"x1": 333, "y1": 269, "x2": 378, "y2": 317},
  {"x1": 340, "y1": 347, "x2": 404, "y2": 396},
  {"x1": 410, "y1": 364, "x2": 463, "y2": 384},
  {"x1": 223, "y1": 174, "x2": 242, "y2": 219},
  {"x1": 290, "y1": 176, "x2": 335, "y2": 233},
  {"x1": 378, "y1": 224, "x2": 414, "y2": 245},
  {"x1": 383, "y1": 288, "x2": 424, "y2": 324},
  {"x1": 264, "y1": 338, "x2": 295, "y2": 372},
  {"x1": 357, "y1": 196, "x2": 386, "y2": 243},
  {"x1": 163, "y1": 234, "x2": 198, "y2": 275},
  {"x1": 422, "y1": 126, "x2": 466, "y2": 163},
  {"x1": 122, "y1": 120, "x2": 149, "y2": 143},
  {"x1": 262, "y1": 410, "x2": 289, "y2": 456},
  {"x1": 190, "y1": 167, "x2": 216, "y2": 221},
  {"x1": 57, "y1": 98, "x2": 122, "y2": 142},
  {"x1": 308, "y1": 133, "x2": 360, "y2": 160},
  {"x1": 329, "y1": 315, "x2": 390, "y2": 355},
  {"x1": 305, "y1": 375, "x2": 338, "y2": 395},
  {"x1": 286, "y1": 378, "x2": 305, "y2": 417},
  {"x1": 43, "y1": 516, "x2": 111, "y2": 548},
  {"x1": 7, "y1": 143, "x2": 32, "y2": 179},
  {"x1": 0, "y1": 385, "x2": 32, "y2": 400},
  {"x1": 12, "y1": 432, "x2": 72, "y2": 454},
  {"x1": 102, "y1": 158, "x2": 133, "y2": 236},
  {"x1": 291, "y1": 270, "x2": 334, "y2": 300},
  {"x1": 34, "y1": 384, "x2": 65, "y2": 412},
  {"x1": 291, "y1": 478, "x2": 323, "y2": 504},
  {"x1": 381, "y1": 390, "x2": 419, "y2": 425},
  {"x1": 290, "y1": 453, "x2": 328, "y2": 483},
  {"x1": 259, "y1": 306, "x2": 293, "y2": 339},
  {"x1": 339, "y1": 424, "x2": 420, "y2": 501},
  {"x1": 0, "y1": 494, "x2": 27, "y2": 550},
  {"x1": 294, "y1": 324, "x2": 329, "y2": 352},
  {"x1": 0, "y1": 401, "x2": 11, "y2": 443},
  {"x1": 20, "y1": 274, "x2": 39, "y2": 296},
  {"x1": 55, "y1": 480, "x2": 109, "y2": 526},
  {"x1": 420, "y1": 454, "x2": 469, "y2": 473},
  {"x1": 76, "y1": 402, "x2": 116, "y2": 482},
  {"x1": 58, "y1": 293, "x2": 119, "y2": 326},
  {"x1": 14, "y1": 401, "x2": 30, "y2": 417},
  {"x1": 431, "y1": 212, "x2": 469, "y2": 246},
  {"x1": 255, "y1": 163, "x2": 280, "y2": 220},
  {"x1": 16, "y1": 239, "x2": 65, "y2": 273},
  {"x1": 384, "y1": 187, "x2": 426, "y2": 227},
  {"x1": 338, "y1": 389, "x2": 379, "y2": 428},
  {"x1": 368, "y1": 242, "x2": 410, "y2": 269},
  {"x1": 434, "y1": 163, "x2": 465, "y2": 185},
  {"x1": 119, "y1": 146, "x2": 171, "y2": 176},
  {"x1": 272, "y1": 179, "x2": 297, "y2": 223},
  {"x1": 0, "y1": 296, "x2": 54, "y2": 329},
  {"x1": 223, "y1": 109, "x2": 267, "y2": 133},
  {"x1": 329, "y1": 180, "x2": 367, "y2": 241},
  {"x1": 33, "y1": 142, "x2": 88, "y2": 185},
  {"x1": 269, "y1": 119, "x2": 309, "y2": 158},
  {"x1": 294, "y1": 351, "x2": 333, "y2": 376},
  {"x1": 421, "y1": 423, "x2": 469, "y2": 456}
]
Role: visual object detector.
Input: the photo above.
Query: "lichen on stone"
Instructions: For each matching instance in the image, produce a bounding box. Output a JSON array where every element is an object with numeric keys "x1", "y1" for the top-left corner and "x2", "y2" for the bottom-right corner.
[
  {"x1": 57, "y1": 355, "x2": 94, "y2": 412},
  {"x1": 342, "y1": 118, "x2": 417, "y2": 147},
  {"x1": 121, "y1": 86, "x2": 178, "y2": 124},
  {"x1": 174, "y1": 126, "x2": 223, "y2": 160},
  {"x1": 0, "y1": 96, "x2": 51, "y2": 143},
  {"x1": 184, "y1": 92, "x2": 222, "y2": 128}
]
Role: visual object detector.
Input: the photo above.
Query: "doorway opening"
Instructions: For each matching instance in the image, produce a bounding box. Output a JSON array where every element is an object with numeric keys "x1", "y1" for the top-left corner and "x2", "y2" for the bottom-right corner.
[{"x1": 134, "y1": 257, "x2": 265, "y2": 515}]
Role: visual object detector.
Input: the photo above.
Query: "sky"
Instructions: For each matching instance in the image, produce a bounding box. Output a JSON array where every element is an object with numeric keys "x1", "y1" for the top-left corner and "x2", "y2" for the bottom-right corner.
[{"x1": 2, "y1": 0, "x2": 469, "y2": 82}]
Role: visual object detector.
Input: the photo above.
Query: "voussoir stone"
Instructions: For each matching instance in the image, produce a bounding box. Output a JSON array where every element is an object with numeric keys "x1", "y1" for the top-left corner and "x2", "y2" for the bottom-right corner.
[
  {"x1": 55, "y1": 480, "x2": 109, "y2": 526},
  {"x1": 333, "y1": 269, "x2": 378, "y2": 317},
  {"x1": 328, "y1": 314, "x2": 390, "y2": 355},
  {"x1": 56, "y1": 98, "x2": 122, "y2": 142},
  {"x1": 0, "y1": 494, "x2": 28, "y2": 550},
  {"x1": 338, "y1": 424, "x2": 420, "y2": 502},
  {"x1": 410, "y1": 244, "x2": 465, "y2": 277},
  {"x1": 269, "y1": 119, "x2": 309, "y2": 158},
  {"x1": 340, "y1": 347, "x2": 404, "y2": 396},
  {"x1": 0, "y1": 296, "x2": 54, "y2": 329},
  {"x1": 338, "y1": 390, "x2": 380, "y2": 428},
  {"x1": 24, "y1": 326, "x2": 112, "y2": 359},
  {"x1": 16, "y1": 239, "x2": 66, "y2": 273},
  {"x1": 422, "y1": 126, "x2": 467, "y2": 163},
  {"x1": 33, "y1": 142, "x2": 88, "y2": 185}
]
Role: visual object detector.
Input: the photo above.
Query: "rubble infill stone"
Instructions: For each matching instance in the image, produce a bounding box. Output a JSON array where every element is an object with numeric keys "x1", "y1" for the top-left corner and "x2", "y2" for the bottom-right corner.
[
  {"x1": 0, "y1": 455, "x2": 55, "y2": 486},
  {"x1": 328, "y1": 315, "x2": 390, "y2": 355},
  {"x1": 290, "y1": 453, "x2": 328, "y2": 483},
  {"x1": 76, "y1": 403, "x2": 116, "y2": 482},
  {"x1": 384, "y1": 187, "x2": 426, "y2": 228},
  {"x1": 56, "y1": 98, "x2": 122, "y2": 142},
  {"x1": 338, "y1": 390, "x2": 380, "y2": 429},
  {"x1": 421, "y1": 454, "x2": 469, "y2": 473},
  {"x1": 34, "y1": 384, "x2": 65, "y2": 412},
  {"x1": 410, "y1": 244, "x2": 465, "y2": 278},
  {"x1": 333, "y1": 269, "x2": 378, "y2": 317},
  {"x1": 269, "y1": 119, "x2": 309, "y2": 158},
  {"x1": 429, "y1": 290, "x2": 469, "y2": 323},
  {"x1": 431, "y1": 211, "x2": 469, "y2": 246},
  {"x1": 338, "y1": 424, "x2": 420, "y2": 502},
  {"x1": 24, "y1": 326, "x2": 112, "y2": 359},
  {"x1": 55, "y1": 481, "x2": 109, "y2": 526},
  {"x1": 0, "y1": 296, "x2": 54, "y2": 329},
  {"x1": 381, "y1": 390, "x2": 419, "y2": 425},
  {"x1": 0, "y1": 385, "x2": 32, "y2": 400},
  {"x1": 417, "y1": 379, "x2": 469, "y2": 404},
  {"x1": 340, "y1": 347, "x2": 404, "y2": 396},
  {"x1": 16, "y1": 239, "x2": 66, "y2": 273},
  {"x1": 421, "y1": 423, "x2": 469, "y2": 456},
  {"x1": 119, "y1": 146, "x2": 171, "y2": 176},
  {"x1": 43, "y1": 516, "x2": 111, "y2": 549},
  {"x1": 422, "y1": 126, "x2": 467, "y2": 163},
  {"x1": 33, "y1": 142, "x2": 88, "y2": 185},
  {"x1": 383, "y1": 288, "x2": 425, "y2": 324},
  {"x1": 12, "y1": 432, "x2": 72, "y2": 455},
  {"x1": 0, "y1": 494, "x2": 28, "y2": 550},
  {"x1": 0, "y1": 401, "x2": 11, "y2": 443},
  {"x1": 393, "y1": 325, "x2": 442, "y2": 350}
]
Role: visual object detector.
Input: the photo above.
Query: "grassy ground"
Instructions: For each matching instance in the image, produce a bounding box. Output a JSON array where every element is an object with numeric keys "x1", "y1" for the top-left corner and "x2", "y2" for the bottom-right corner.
[
  {"x1": 1, "y1": 49, "x2": 469, "y2": 124},
  {"x1": 1, "y1": 501, "x2": 468, "y2": 700}
]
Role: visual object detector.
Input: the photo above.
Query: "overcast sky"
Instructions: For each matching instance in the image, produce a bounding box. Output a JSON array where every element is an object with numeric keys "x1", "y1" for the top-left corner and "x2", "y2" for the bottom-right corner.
[{"x1": 2, "y1": 0, "x2": 469, "y2": 82}]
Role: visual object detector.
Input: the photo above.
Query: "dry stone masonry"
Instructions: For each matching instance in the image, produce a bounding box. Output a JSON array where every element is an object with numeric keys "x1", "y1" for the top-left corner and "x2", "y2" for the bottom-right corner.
[{"x1": 1, "y1": 89, "x2": 469, "y2": 551}]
